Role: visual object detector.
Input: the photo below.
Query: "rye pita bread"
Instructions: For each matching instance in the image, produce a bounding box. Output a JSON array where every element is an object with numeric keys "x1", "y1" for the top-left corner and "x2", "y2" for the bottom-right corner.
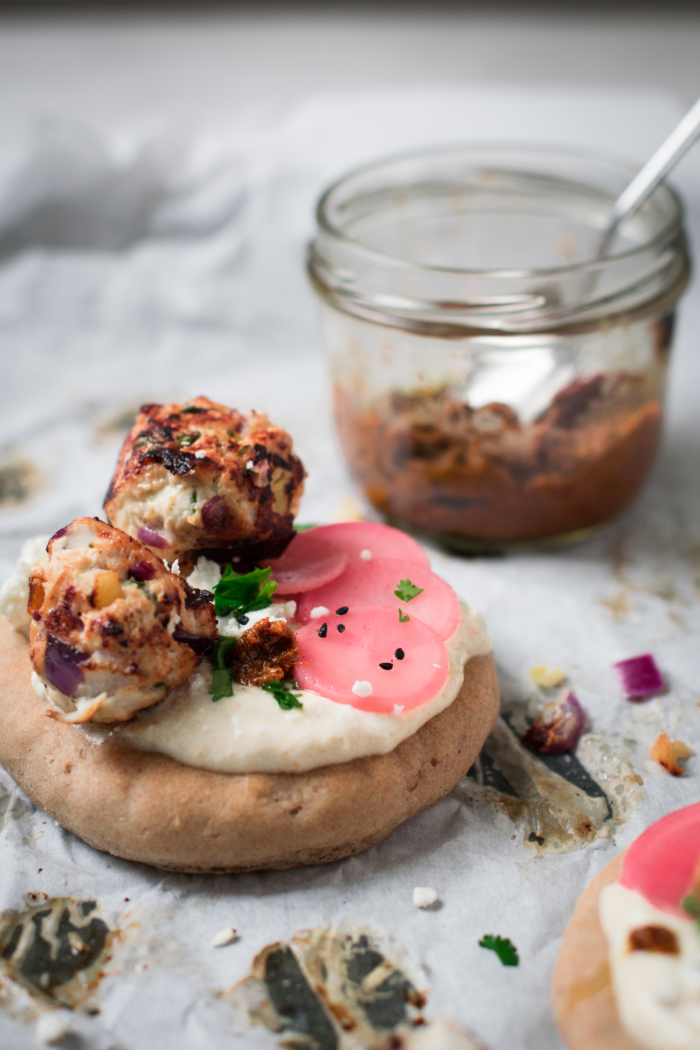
[
  {"x1": 0, "y1": 616, "x2": 499, "y2": 873},
  {"x1": 551, "y1": 849, "x2": 643, "y2": 1050}
]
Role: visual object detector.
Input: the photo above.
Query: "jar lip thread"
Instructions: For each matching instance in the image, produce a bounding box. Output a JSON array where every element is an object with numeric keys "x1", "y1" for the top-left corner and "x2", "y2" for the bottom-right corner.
[{"x1": 313, "y1": 142, "x2": 686, "y2": 282}]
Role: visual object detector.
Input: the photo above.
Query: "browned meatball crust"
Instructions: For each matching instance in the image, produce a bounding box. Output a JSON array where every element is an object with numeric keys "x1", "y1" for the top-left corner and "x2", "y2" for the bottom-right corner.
[
  {"x1": 104, "y1": 397, "x2": 305, "y2": 566},
  {"x1": 28, "y1": 518, "x2": 217, "y2": 724}
]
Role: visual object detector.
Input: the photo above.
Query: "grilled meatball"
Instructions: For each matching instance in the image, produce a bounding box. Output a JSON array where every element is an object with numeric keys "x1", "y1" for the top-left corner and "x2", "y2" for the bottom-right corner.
[
  {"x1": 104, "y1": 397, "x2": 305, "y2": 567},
  {"x1": 28, "y1": 518, "x2": 217, "y2": 724}
]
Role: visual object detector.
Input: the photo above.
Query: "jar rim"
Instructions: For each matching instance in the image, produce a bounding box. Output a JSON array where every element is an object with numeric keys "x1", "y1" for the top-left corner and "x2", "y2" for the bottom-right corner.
[{"x1": 313, "y1": 142, "x2": 685, "y2": 280}]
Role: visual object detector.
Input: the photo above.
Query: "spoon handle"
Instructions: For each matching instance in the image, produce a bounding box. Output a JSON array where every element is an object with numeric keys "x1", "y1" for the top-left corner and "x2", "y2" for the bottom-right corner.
[{"x1": 600, "y1": 95, "x2": 700, "y2": 257}]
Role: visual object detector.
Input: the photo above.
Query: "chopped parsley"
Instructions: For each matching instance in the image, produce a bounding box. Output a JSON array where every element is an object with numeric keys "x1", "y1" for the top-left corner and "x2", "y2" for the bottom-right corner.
[
  {"x1": 394, "y1": 579, "x2": 424, "y2": 603},
  {"x1": 190, "y1": 490, "x2": 197, "y2": 508},
  {"x1": 398, "y1": 609, "x2": 410, "y2": 623},
  {"x1": 210, "y1": 637, "x2": 237, "y2": 701},
  {"x1": 479, "y1": 935, "x2": 519, "y2": 967},
  {"x1": 182, "y1": 406, "x2": 208, "y2": 414},
  {"x1": 294, "y1": 523, "x2": 318, "y2": 532},
  {"x1": 214, "y1": 565, "x2": 278, "y2": 618},
  {"x1": 682, "y1": 895, "x2": 700, "y2": 927},
  {"x1": 262, "y1": 680, "x2": 303, "y2": 711},
  {"x1": 177, "y1": 432, "x2": 200, "y2": 446}
]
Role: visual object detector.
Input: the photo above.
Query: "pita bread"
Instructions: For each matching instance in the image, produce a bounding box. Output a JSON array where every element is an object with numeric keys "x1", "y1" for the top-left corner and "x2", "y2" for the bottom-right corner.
[
  {"x1": 0, "y1": 616, "x2": 499, "y2": 873},
  {"x1": 551, "y1": 849, "x2": 643, "y2": 1050}
]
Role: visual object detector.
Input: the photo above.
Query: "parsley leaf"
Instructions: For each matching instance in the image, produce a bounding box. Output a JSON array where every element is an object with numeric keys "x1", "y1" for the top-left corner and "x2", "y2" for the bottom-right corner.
[
  {"x1": 209, "y1": 637, "x2": 237, "y2": 701},
  {"x1": 262, "y1": 680, "x2": 303, "y2": 710},
  {"x1": 398, "y1": 608, "x2": 410, "y2": 623},
  {"x1": 682, "y1": 895, "x2": 700, "y2": 927},
  {"x1": 479, "y1": 935, "x2": 519, "y2": 967},
  {"x1": 182, "y1": 406, "x2": 207, "y2": 414},
  {"x1": 294, "y1": 523, "x2": 318, "y2": 532},
  {"x1": 177, "y1": 432, "x2": 200, "y2": 447},
  {"x1": 214, "y1": 565, "x2": 278, "y2": 618},
  {"x1": 394, "y1": 579, "x2": 424, "y2": 603}
]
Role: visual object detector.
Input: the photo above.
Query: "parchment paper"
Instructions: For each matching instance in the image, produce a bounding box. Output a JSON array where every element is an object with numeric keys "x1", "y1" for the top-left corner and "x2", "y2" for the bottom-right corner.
[{"x1": 0, "y1": 86, "x2": 699, "y2": 1050}]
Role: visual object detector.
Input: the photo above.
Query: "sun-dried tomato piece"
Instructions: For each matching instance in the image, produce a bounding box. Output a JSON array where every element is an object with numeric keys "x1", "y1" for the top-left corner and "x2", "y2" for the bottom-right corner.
[{"x1": 231, "y1": 617, "x2": 299, "y2": 686}]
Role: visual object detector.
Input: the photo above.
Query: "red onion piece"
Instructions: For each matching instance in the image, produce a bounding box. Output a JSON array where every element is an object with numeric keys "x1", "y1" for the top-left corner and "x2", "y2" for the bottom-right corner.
[
  {"x1": 613, "y1": 653, "x2": 664, "y2": 701},
  {"x1": 129, "y1": 560, "x2": 156, "y2": 582},
  {"x1": 44, "y1": 636, "x2": 89, "y2": 698},
  {"x1": 137, "y1": 526, "x2": 169, "y2": 550},
  {"x1": 173, "y1": 627, "x2": 214, "y2": 656},
  {"x1": 522, "y1": 690, "x2": 586, "y2": 755},
  {"x1": 201, "y1": 496, "x2": 231, "y2": 530}
]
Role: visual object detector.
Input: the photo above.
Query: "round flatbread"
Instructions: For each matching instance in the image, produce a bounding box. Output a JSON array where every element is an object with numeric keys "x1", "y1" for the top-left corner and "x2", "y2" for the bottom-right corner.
[
  {"x1": 0, "y1": 617, "x2": 499, "y2": 873},
  {"x1": 551, "y1": 849, "x2": 642, "y2": 1050}
]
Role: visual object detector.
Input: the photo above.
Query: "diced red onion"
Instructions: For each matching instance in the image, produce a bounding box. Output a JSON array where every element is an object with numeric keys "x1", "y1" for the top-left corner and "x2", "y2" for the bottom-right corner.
[
  {"x1": 522, "y1": 690, "x2": 587, "y2": 755},
  {"x1": 173, "y1": 627, "x2": 214, "y2": 656},
  {"x1": 201, "y1": 496, "x2": 231, "y2": 530},
  {"x1": 613, "y1": 653, "x2": 664, "y2": 701},
  {"x1": 44, "y1": 636, "x2": 88, "y2": 698},
  {"x1": 129, "y1": 560, "x2": 156, "y2": 582},
  {"x1": 49, "y1": 525, "x2": 69, "y2": 543},
  {"x1": 137, "y1": 526, "x2": 169, "y2": 550}
]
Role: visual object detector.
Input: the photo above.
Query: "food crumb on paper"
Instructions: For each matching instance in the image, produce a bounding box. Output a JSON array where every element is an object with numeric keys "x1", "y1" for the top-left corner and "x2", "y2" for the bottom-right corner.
[
  {"x1": 35, "y1": 1011, "x2": 73, "y2": 1044},
  {"x1": 529, "y1": 665, "x2": 566, "y2": 688},
  {"x1": 413, "y1": 887, "x2": 438, "y2": 909},
  {"x1": 212, "y1": 927, "x2": 239, "y2": 947},
  {"x1": 649, "y1": 733, "x2": 693, "y2": 776}
]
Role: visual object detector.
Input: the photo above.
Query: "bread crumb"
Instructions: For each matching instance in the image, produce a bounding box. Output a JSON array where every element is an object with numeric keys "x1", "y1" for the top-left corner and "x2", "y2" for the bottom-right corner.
[
  {"x1": 35, "y1": 1012, "x2": 73, "y2": 1044},
  {"x1": 530, "y1": 665, "x2": 566, "y2": 688},
  {"x1": 413, "y1": 887, "x2": 438, "y2": 909},
  {"x1": 649, "y1": 733, "x2": 693, "y2": 776},
  {"x1": 310, "y1": 606, "x2": 330, "y2": 619},
  {"x1": 212, "y1": 926, "x2": 239, "y2": 947},
  {"x1": 352, "y1": 680, "x2": 373, "y2": 697}
]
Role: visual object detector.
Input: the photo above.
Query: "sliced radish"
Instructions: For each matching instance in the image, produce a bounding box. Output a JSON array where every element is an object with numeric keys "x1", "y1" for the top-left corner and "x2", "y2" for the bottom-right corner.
[
  {"x1": 620, "y1": 802, "x2": 700, "y2": 916},
  {"x1": 269, "y1": 553, "x2": 348, "y2": 596},
  {"x1": 296, "y1": 558, "x2": 460, "y2": 640},
  {"x1": 264, "y1": 521, "x2": 429, "y2": 597},
  {"x1": 294, "y1": 605, "x2": 448, "y2": 713}
]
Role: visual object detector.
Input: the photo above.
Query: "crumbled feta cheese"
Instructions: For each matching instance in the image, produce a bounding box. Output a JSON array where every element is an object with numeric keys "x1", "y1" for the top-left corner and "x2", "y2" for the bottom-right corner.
[
  {"x1": 194, "y1": 450, "x2": 207, "y2": 459},
  {"x1": 360, "y1": 549, "x2": 372, "y2": 560},
  {"x1": 188, "y1": 557, "x2": 222, "y2": 592},
  {"x1": 35, "y1": 1011, "x2": 73, "y2": 1044},
  {"x1": 433, "y1": 664, "x2": 441, "y2": 668},
  {"x1": 0, "y1": 534, "x2": 50, "y2": 636},
  {"x1": 310, "y1": 606, "x2": 330, "y2": 619},
  {"x1": 246, "y1": 460, "x2": 254, "y2": 470},
  {"x1": 171, "y1": 558, "x2": 180, "y2": 576},
  {"x1": 413, "y1": 887, "x2": 438, "y2": 909},
  {"x1": 530, "y1": 665, "x2": 566, "y2": 688},
  {"x1": 393, "y1": 704, "x2": 405, "y2": 715},
  {"x1": 212, "y1": 926, "x2": 238, "y2": 947},
  {"x1": 352, "y1": 680, "x2": 373, "y2": 697}
]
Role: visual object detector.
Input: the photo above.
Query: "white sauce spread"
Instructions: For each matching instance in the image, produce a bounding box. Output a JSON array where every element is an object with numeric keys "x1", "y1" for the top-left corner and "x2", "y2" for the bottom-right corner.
[{"x1": 600, "y1": 882, "x2": 700, "y2": 1050}]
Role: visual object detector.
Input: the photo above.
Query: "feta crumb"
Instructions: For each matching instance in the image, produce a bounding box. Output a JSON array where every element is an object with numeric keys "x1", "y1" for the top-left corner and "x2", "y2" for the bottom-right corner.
[
  {"x1": 393, "y1": 704, "x2": 405, "y2": 715},
  {"x1": 310, "y1": 606, "x2": 330, "y2": 619},
  {"x1": 413, "y1": 887, "x2": 438, "y2": 909},
  {"x1": 352, "y1": 680, "x2": 373, "y2": 697},
  {"x1": 433, "y1": 664, "x2": 441, "y2": 668},
  {"x1": 360, "y1": 549, "x2": 372, "y2": 560},
  {"x1": 246, "y1": 460, "x2": 255, "y2": 470},
  {"x1": 194, "y1": 450, "x2": 207, "y2": 459},
  {"x1": 35, "y1": 1011, "x2": 73, "y2": 1044},
  {"x1": 530, "y1": 665, "x2": 566, "y2": 688},
  {"x1": 171, "y1": 558, "x2": 180, "y2": 576},
  {"x1": 188, "y1": 557, "x2": 222, "y2": 592},
  {"x1": 212, "y1": 926, "x2": 238, "y2": 947}
]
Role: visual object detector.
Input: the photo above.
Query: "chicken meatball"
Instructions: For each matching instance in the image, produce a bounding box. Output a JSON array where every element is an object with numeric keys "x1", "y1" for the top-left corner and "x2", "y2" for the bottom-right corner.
[
  {"x1": 104, "y1": 397, "x2": 305, "y2": 567},
  {"x1": 28, "y1": 517, "x2": 217, "y2": 724}
]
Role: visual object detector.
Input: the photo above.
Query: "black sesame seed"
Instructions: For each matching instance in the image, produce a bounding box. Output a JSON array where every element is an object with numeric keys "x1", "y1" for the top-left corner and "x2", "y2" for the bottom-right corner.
[
  {"x1": 237, "y1": 615, "x2": 249, "y2": 625},
  {"x1": 318, "y1": 623, "x2": 328, "y2": 638},
  {"x1": 337, "y1": 624, "x2": 346, "y2": 633},
  {"x1": 379, "y1": 662, "x2": 393, "y2": 670},
  {"x1": 395, "y1": 648, "x2": 405, "y2": 660},
  {"x1": 335, "y1": 606, "x2": 349, "y2": 615}
]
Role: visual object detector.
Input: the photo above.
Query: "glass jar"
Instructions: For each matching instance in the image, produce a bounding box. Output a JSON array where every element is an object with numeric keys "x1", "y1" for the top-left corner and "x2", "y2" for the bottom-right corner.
[{"x1": 308, "y1": 146, "x2": 690, "y2": 553}]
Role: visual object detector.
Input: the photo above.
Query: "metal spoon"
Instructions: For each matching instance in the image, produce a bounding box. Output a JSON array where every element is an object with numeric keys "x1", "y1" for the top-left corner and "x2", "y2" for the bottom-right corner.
[{"x1": 597, "y1": 95, "x2": 700, "y2": 258}]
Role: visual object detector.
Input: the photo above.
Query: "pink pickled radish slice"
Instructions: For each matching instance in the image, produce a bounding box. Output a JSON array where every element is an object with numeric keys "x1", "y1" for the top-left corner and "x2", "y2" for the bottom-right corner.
[
  {"x1": 296, "y1": 558, "x2": 460, "y2": 640},
  {"x1": 270, "y1": 553, "x2": 348, "y2": 595},
  {"x1": 264, "y1": 521, "x2": 429, "y2": 596},
  {"x1": 620, "y1": 802, "x2": 700, "y2": 916},
  {"x1": 294, "y1": 605, "x2": 448, "y2": 712}
]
